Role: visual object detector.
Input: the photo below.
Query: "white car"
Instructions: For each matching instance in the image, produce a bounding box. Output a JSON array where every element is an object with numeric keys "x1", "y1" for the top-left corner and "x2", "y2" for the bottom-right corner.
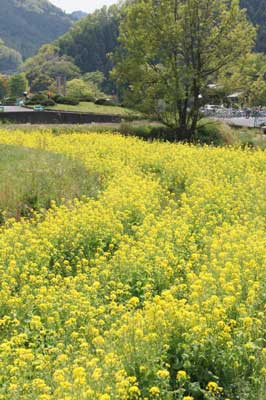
[{"x1": 204, "y1": 104, "x2": 220, "y2": 111}]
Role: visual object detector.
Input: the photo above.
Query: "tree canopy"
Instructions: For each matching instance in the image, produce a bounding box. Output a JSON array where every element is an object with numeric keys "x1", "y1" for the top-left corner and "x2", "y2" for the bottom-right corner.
[
  {"x1": 0, "y1": 75, "x2": 8, "y2": 99},
  {"x1": 8, "y1": 73, "x2": 28, "y2": 98},
  {"x1": 113, "y1": 0, "x2": 256, "y2": 139},
  {"x1": 66, "y1": 78, "x2": 104, "y2": 99},
  {"x1": 22, "y1": 45, "x2": 80, "y2": 92},
  {"x1": 218, "y1": 52, "x2": 266, "y2": 106}
]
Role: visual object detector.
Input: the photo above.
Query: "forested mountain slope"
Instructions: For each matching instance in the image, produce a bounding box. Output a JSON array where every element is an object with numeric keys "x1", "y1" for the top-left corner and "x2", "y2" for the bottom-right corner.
[
  {"x1": 0, "y1": 0, "x2": 73, "y2": 59},
  {"x1": 56, "y1": 5, "x2": 119, "y2": 76},
  {"x1": 240, "y1": 0, "x2": 266, "y2": 52},
  {"x1": 70, "y1": 11, "x2": 87, "y2": 21}
]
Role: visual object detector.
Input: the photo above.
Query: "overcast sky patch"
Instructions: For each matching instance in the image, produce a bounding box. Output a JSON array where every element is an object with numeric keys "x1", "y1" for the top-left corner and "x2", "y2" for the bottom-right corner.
[{"x1": 51, "y1": 0, "x2": 117, "y2": 13}]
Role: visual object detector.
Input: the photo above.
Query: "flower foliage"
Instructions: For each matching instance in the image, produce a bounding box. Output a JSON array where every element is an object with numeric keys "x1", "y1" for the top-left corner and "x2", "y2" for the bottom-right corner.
[{"x1": 0, "y1": 131, "x2": 265, "y2": 399}]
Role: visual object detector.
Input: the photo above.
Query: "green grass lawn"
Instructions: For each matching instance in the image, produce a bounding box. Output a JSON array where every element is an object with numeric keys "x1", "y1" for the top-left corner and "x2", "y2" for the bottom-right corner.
[
  {"x1": 48, "y1": 101, "x2": 141, "y2": 117},
  {"x1": 0, "y1": 145, "x2": 101, "y2": 222}
]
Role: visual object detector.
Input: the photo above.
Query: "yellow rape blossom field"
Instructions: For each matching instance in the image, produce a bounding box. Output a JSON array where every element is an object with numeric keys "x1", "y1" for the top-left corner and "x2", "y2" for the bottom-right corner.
[{"x1": 0, "y1": 130, "x2": 266, "y2": 400}]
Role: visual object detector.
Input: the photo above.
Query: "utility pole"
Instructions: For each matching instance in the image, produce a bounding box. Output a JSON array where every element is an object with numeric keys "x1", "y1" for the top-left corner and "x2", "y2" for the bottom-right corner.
[
  {"x1": 56, "y1": 75, "x2": 67, "y2": 96},
  {"x1": 56, "y1": 75, "x2": 62, "y2": 96}
]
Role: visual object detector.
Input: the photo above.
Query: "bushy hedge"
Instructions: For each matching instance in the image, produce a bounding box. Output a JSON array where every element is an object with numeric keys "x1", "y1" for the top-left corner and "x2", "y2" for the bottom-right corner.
[
  {"x1": 193, "y1": 120, "x2": 235, "y2": 146},
  {"x1": 3, "y1": 97, "x2": 17, "y2": 105},
  {"x1": 54, "y1": 96, "x2": 80, "y2": 106},
  {"x1": 79, "y1": 95, "x2": 96, "y2": 103},
  {"x1": 25, "y1": 93, "x2": 47, "y2": 105},
  {"x1": 95, "y1": 98, "x2": 116, "y2": 106},
  {"x1": 118, "y1": 122, "x2": 176, "y2": 141},
  {"x1": 40, "y1": 99, "x2": 56, "y2": 107}
]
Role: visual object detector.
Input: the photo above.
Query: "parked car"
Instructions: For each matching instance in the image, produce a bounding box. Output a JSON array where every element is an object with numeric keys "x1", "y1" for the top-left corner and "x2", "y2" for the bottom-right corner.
[
  {"x1": 203, "y1": 104, "x2": 221, "y2": 112},
  {"x1": 33, "y1": 105, "x2": 45, "y2": 112}
]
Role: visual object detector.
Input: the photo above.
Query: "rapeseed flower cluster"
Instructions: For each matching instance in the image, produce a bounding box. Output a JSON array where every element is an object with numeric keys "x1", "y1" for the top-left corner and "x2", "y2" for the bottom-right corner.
[{"x1": 0, "y1": 130, "x2": 266, "y2": 399}]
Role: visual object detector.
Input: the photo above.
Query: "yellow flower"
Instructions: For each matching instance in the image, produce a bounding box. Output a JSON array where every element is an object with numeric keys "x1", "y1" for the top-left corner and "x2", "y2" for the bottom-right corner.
[
  {"x1": 149, "y1": 386, "x2": 160, "y2": 396},
  {"x1": 206, "y1": 382, "x2": 222, "y2": 393},
  {"x1": 129, "y1": 385, "x2": 141, "y2": 397},
  {"x1": 99, "y1": 395, "x2": 111, "y2": 400},
  {"x1": 32, "y1": 379, "x2": 50, "y2": 393},
  {"x1": 157, "y1": 369, "x2": 169, "y2": 379},
  {"x1": 53, "y1": 369, "x2": 65, "y2": 383},
  {"x1": 1, "y1": 129, "x2": 266, "y2": 400},
  {"x1": 176, "y1": 370, "x2": 188, "y2": 380},
  {"x1": 92, "y1": 368, "x2": 102, "y2": 381},
  {"x1": 38, "y1": 395, "x2": 52, "y2": 400},
  {"x1": 8, "y1": 384, "x2": 18, "y2": 392},
  {"x1": 73, "y1": 366, "x2": 86, "y2": 385},
  {"x1": 30, "y1": 315, "x2": 43, "y2": 330}
]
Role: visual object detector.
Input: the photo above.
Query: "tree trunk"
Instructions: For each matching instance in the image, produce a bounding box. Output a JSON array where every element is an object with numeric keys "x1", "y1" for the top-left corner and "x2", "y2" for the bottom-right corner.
[
  {"x1": 190, "y1": 82, "x2": 201, "y2": 137},
  {"x1": 175, "y1": 94, "x2": 200, "y2": 142},
  {"x1": 177, "y1": 99, "x2": 193, "y2": 141},
  {"x1": 191, "y1": 108, "x2": 199, "y2": 136}
]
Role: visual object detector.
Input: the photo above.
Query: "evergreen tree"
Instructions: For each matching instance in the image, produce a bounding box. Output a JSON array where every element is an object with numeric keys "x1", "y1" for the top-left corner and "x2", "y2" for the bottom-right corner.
[
  {"x1": 0, "y1": 75, "x2": 8, "y2": 99},
  {"x1": 240, "y1": 0, "x2": 266, "y2": 52},
  {"x1": 8, "y1": 73, "x2": 28, "y2": 98}
]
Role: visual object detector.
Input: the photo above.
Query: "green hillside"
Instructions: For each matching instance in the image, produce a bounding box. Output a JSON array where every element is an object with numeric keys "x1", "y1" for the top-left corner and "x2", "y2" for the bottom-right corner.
[
  {"x1": 0, "y1": 40, "x2": 22, "y2": 74},
  {"x1": 0, "y1": 0, "x2": 73, "y2": 60},
  {"x1": 56, "y1": 5, "x2": 119, "y2": 77},
  {"x1": 240, "y1": 0, "x2": 266, "y2": 52}
]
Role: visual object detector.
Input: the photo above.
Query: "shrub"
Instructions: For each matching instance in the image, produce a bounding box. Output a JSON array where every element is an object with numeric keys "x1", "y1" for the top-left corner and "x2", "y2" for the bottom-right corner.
[
  {"x1": 55, "y1": 96, "x2": 80, "y2": 106},
  {"x1": 119, "y1": 122, "x2": 176, "y2": 140},
  {"x1": 3, "y1": 97, "x2": 17, "y2": 105},
  {"x1": 40, "y1": 99, "x2": 56, "y2": 107},
  {"x1": 193, "y1": 120, "x2": 235, "y2": 146},
  {"x1": 95, "y1": 98, "x2": 114, "y2": 106},
  {"x1": 51, "y1": 94, "x2": 62, "y2": 102},
  {"x1": 79, "y1": 95, "x2": 96, "y2": 103},
  {"x1": 25, "y1": 93, "x2": 47, "y2": 105},
  {"x1": 66, "y1": 78, "x2": 102, "y2": 99}
]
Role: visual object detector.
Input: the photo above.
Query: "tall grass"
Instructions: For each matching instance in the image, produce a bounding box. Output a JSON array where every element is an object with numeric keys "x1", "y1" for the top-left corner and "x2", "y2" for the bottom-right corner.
[{"x1": 0, "y1": 144, "x2": 101, "y2": 221}]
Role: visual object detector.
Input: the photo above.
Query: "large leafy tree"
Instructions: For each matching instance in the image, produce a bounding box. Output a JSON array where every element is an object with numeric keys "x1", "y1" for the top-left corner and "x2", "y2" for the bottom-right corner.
[
  {"x1": 218, "y1": 53, "x2": 266, "y2": 107},
  {"x1": 66, "y1": 78, "x2": 103, "y2": 99},
  {"x1": 113, "y1": 0, "x2": 256, "y2": 139},
  {"x1": 22, "y1": 45, "x2": 80, "y2": 92},
  {"x1": 8, "y1": 73, "x2": 28, "y2": 98}
]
